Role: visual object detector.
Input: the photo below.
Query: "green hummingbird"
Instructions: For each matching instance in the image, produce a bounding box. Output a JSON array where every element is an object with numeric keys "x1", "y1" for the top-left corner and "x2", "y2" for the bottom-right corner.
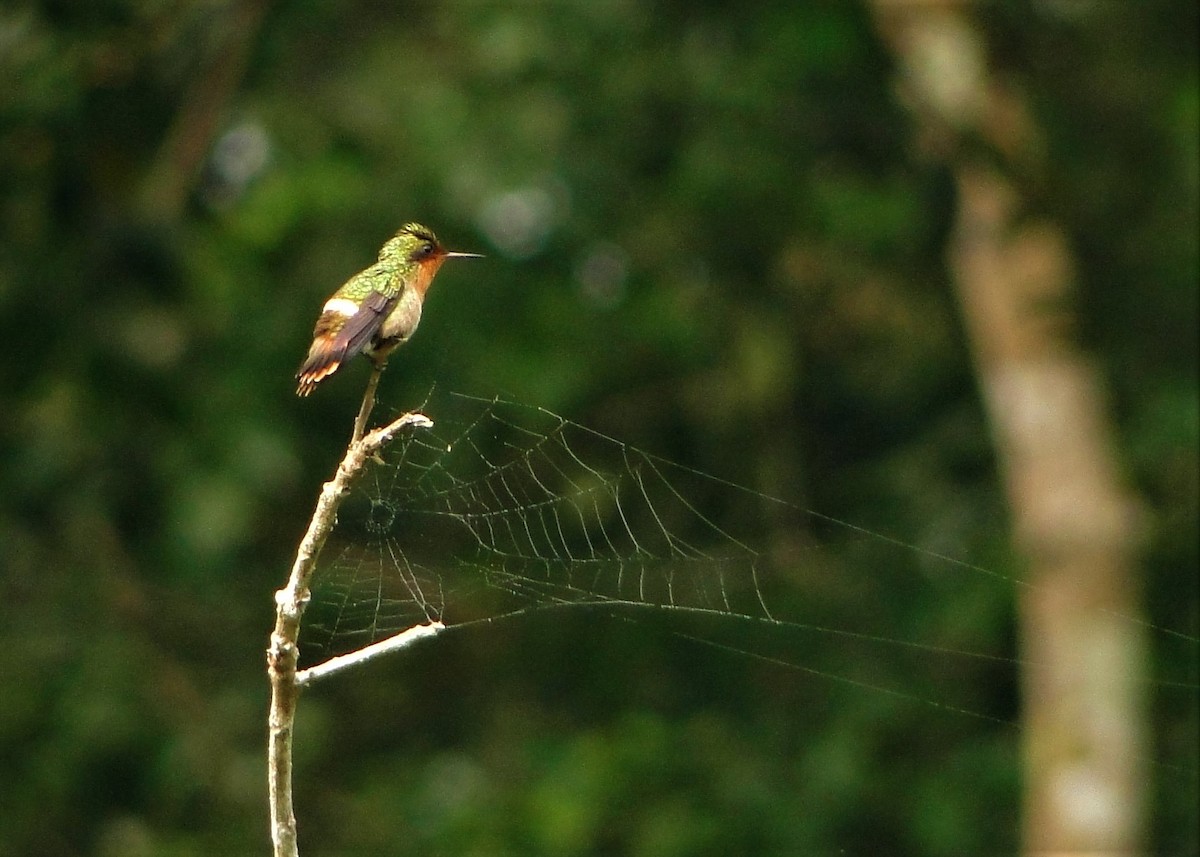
[{"x1": 296, "y1": 222, "x2": 481, "y2": 396}]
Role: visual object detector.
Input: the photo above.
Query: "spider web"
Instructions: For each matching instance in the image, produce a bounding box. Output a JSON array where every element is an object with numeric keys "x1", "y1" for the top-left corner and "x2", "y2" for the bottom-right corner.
[
  {"x1": 295, "y1": 389, "x2": 1197, "y2": 817},
  {"x1": 298, "y1": 389, "x2": 1200, "y2": 760},
  {"x1": 305, "y1": 394, "x2": 769, "y2": 653},
  {"x1": 301, "y1": 391, "x2": 1016, "y2": 696}
]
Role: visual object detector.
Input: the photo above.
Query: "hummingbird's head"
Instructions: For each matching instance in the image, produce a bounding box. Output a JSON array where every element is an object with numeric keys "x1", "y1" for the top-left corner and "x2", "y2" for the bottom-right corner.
[
  {"x1": 386, "y1": 222, "x2": 483, "y2": 269},
  {"x1": 394, "y1": 222, "x2": 442, "y2": 262},
  {"x1": 378, "y1": 222, "x2": 483, "y2": 297}
]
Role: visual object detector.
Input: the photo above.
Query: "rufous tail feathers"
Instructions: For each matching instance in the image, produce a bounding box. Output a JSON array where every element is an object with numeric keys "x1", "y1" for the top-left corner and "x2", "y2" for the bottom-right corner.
[{"x1": 296, "y1": 336, "x2": 347, "y2": 396}]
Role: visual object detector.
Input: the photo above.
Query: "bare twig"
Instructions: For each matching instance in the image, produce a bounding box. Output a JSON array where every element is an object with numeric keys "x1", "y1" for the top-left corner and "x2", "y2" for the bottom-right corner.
[
  {"x1": 267, "y1": 410, "x2": 433, "y2": 857},
  {"x1": 297, "y1": 621, "x2": 445, "y2": 688},
  {"x1": 352, "y1": 362, "x2": 386, "y2": 445}
]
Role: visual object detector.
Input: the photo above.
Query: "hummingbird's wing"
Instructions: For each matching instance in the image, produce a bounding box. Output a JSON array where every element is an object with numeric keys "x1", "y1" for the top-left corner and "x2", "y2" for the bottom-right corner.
[
  {"x1": 295, "y1": 289, "x2": 400, "y2": 395},
  {"x1": 330, "y1": 289, "x2": 398, "y2": 358}
]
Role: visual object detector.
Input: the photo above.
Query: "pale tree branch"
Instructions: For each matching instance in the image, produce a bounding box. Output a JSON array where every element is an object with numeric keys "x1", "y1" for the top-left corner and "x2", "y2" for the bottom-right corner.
[
  {"x1": 267, "y1": 410, "x2": 433, "y2": 857},
  {"x1": 297, "y1": 621, "x2": 445, "y2": 688}
]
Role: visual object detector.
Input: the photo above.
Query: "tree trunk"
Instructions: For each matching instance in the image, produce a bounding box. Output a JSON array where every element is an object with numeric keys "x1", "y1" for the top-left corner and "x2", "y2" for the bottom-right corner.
[{"x1": 871, "y1": 3, "x2": 1149, "y2": 853}]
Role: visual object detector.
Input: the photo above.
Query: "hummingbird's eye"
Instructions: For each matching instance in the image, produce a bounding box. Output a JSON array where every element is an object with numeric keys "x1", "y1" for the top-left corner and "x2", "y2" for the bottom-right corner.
[{"x1": 415, "y1": 242, "x2": 436, "y2": 259}]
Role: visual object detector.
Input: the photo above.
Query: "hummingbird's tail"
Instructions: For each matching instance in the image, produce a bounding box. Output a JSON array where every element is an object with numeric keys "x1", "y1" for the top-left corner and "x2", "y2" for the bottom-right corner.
[{"x1": 296, "y1": 338, "x2": 346, "y2": 396}]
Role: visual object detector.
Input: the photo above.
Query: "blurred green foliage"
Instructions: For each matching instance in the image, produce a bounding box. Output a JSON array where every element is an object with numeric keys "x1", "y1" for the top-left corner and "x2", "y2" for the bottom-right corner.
[{"x1": 0, "y1": 1, "x2": 1195, "y2": 855}]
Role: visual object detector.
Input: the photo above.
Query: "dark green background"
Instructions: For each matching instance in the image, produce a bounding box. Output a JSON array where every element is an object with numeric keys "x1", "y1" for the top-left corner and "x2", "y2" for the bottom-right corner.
[{"x1": 1, "y1": 2, "x2": 1196, "y2": 855}]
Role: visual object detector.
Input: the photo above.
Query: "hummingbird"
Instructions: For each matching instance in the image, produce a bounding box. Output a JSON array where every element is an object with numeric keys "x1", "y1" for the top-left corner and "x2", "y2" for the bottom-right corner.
[{"x1": 296, "y1": 222, "x2": 481, "y2": 396}]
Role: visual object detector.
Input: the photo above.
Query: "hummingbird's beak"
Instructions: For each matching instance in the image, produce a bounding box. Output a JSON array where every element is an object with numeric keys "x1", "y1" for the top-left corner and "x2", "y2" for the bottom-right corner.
[{"x1": 444, "y1": 251, "x2": 484, "y2": 259}]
